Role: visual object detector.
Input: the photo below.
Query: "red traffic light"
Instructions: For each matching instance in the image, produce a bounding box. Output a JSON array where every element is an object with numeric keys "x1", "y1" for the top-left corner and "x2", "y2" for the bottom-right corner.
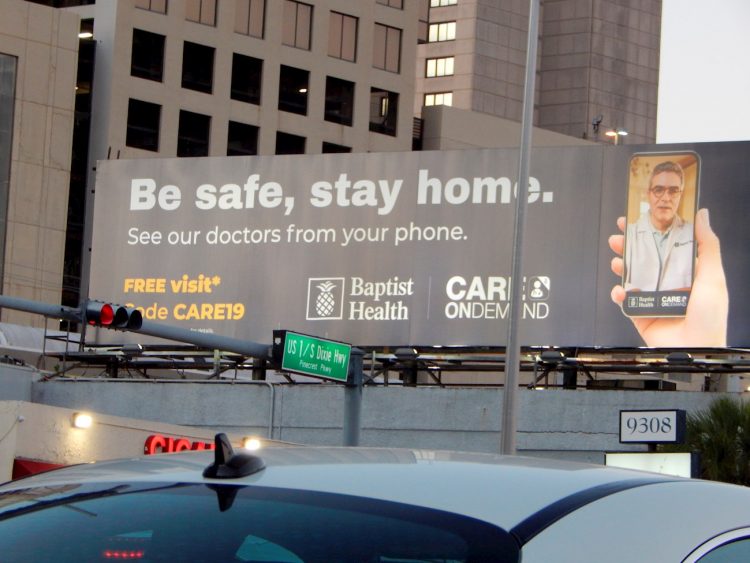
[
  {"x1": 86, "y1": 302, "x2": 114, "y2": 326},
  {"x1": 85, "y1": 301, "x2": 142, "y2": 330}
]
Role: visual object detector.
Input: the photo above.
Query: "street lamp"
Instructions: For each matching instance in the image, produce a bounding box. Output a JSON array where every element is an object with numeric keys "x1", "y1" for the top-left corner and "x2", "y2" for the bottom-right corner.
[{"x1": 605, "y1": 127, "x2": 628, "y2": 145}]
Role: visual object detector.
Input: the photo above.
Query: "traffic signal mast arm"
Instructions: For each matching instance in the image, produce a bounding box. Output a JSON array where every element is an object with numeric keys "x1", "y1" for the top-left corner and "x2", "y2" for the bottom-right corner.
[{"x1": 0, "y1": 295, "x2": 272, "y2": 360}]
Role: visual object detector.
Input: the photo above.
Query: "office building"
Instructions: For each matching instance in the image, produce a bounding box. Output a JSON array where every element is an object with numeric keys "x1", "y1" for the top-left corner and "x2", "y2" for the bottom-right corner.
[{"x1": 0, "y1": 0, "x2": 661, "y2": 324}]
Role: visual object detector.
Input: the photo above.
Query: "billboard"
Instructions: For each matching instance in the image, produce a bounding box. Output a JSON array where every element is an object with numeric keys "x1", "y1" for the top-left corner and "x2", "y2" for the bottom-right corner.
[{"x1": 89, "y1": 141, "x2": 750, "y2": 348}]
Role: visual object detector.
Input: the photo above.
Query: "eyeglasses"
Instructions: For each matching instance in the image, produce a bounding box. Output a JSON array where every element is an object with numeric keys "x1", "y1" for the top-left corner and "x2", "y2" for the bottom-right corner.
[{"x1": 649, "y1": 186, "x2": 682, "y2": 197}]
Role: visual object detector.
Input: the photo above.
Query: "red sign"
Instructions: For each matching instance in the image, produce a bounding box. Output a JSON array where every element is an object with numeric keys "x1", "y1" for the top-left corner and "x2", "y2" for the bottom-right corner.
[{"x1": 144, "y1": 434, "x2": 215, "y2": 455}]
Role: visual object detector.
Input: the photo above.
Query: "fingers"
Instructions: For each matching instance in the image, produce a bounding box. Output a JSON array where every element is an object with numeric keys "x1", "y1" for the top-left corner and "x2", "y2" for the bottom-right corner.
[
  {"x1": 610, "y1": 284, "x2": 625, "y2": 305},
  {"x1": 610, "y1": 256, "x2": 623, "y2": 276},
  {"x1": 610, "y1": 217, "x2": 627, "y2": 303},
  {"x1": 616, "y1": 216, "x2": 625, "y2": 233},
  {"x1": 608, "y1": 234, "x2": 624, "y2": 256}
]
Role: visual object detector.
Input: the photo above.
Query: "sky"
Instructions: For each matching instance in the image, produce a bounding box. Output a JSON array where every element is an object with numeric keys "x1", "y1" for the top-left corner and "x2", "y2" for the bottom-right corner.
[{"x1": 657, "y1": 0, "x2": 750, "y2": 143}]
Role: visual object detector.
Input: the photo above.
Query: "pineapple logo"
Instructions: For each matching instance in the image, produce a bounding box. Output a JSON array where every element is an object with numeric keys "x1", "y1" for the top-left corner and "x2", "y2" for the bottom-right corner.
[{"x1": 306, "y1": 277, "x2": 345, "y2": 320}]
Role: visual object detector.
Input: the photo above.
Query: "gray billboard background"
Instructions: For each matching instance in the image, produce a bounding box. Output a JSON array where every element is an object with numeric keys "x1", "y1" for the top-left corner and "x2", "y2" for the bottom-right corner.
[{"x1": 89, "y1": 142, "x2": 750, "y2": 348}]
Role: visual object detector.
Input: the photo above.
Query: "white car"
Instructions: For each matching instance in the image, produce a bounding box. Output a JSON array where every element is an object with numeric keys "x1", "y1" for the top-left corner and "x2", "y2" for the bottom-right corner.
[{"x1": 0, "y1": 434, "x2": 749, "y2": 562}]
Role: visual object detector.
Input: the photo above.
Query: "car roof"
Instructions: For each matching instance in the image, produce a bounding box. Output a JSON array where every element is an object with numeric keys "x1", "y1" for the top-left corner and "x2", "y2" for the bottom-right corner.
[{"x1": 0, "y1": 445, "x2": 692, "y2": 531}]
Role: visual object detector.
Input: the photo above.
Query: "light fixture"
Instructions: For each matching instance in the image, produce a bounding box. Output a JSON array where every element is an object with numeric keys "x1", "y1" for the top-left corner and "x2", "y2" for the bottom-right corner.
[
  {"x1": 242, "y1": 437, "x2": 262, "y2": 451},
  {"x1": 298, "y1": 88, "x2": 308, "y2": 93},
  {"x1": 72, "y1": 412, "x2": 93, "y2": 429},
  {"x1": 605, "y1": 127, "x2": 628, "y2": 144},
  {"x1": 78, "y1": 31, "x2": 94, "y2": 39}
]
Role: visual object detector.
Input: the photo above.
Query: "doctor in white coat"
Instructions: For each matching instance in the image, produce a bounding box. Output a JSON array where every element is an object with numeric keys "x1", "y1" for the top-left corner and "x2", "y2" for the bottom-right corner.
[{"x1": 624, "y1": 161, "x2": 693, "y2": 292}]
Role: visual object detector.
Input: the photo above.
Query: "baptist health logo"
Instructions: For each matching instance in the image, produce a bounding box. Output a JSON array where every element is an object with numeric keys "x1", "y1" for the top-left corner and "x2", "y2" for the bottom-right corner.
[{"x1": 306, "y1": 278, "x2": 345, "y2": 320}]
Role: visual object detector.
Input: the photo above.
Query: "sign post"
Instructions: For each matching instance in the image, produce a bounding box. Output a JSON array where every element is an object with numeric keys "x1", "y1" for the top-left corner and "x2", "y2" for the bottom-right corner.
[
  {"x1": 273, "y1": 330, "x2": 360, "y2": 446},
  {"x1": 273, "y1": 330, "x2": 351, "y2": 382}
]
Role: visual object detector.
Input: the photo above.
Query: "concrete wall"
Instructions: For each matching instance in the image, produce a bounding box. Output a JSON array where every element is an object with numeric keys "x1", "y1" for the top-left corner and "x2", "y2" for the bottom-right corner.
[
  {"x1": 31, "y1": 377, "x2": 720, "y2": 463},
  {"x1": 0, "y1": 399, "x2": 287, "y2": 481},
  {"x1": 421, "y1": 104, "x2": 594, "y2": 150},
  {"x1": 0, "y1": 361, "x2": 39, "y2": 401}
]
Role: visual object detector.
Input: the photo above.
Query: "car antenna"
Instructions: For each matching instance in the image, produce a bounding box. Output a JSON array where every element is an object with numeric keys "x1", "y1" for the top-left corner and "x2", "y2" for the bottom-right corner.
[{"x1": 203, "y1": 433, "x2": 266, "y2": 479}]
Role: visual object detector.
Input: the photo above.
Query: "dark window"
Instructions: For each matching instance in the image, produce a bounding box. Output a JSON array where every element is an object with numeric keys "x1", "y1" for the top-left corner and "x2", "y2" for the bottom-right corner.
[
  {"x1": 418, "y1": 0, "x2": 429, "y2": 43},
  {"x1": 131, "y1": 29, "x2": 165, "y2": 82},
  {"x1": 227, "y1": 121, "x2": 259, "y2": 156},
  {"x1": 328, "y1": 12, "x2": 357, "y2": 62},
  {"x1": 126, "y1": 99, "x2": 161, "y2": 151},
  {"x1": 325, "y1": 76, "x2": 354, "y2": 126},
  {"x1": 372, "y1": 23, "x2": 401, "y2": 73},
  {"x1": 134, "y1": 0, "x2": 167, "y2": 13},
  {"x1": 186, "y1": 0, "x2": 216, "y2": 25},
  {"x1": 376, "y1": 0, "x2": 403, "y2": 7},
  {"x1": 177, "y1": 110, "x2": 210, "y2": 157},
  {"x1": 231, "y1": 53, "x2": 262, "y2": 105},
  {"x1": 276, "y1": 131, "x2": 305, "y2": 154},
  {"x1": 697, "y1": 537, "x2": 750, "y2": 562},
  {"x1": 235, "y1": 0, "x2": 265, "y2": 38},
  {"x1": 369, "y1": 87, "x2": 398, "y2": 136},
  {"x1": 282, "y1": 0, "x2": 312, "y2": 50},
  {"x1": 278, "y1": 65, "x2": 309, "y2": 115},
  {"x1": 322, "y1": 142, "x2": 351, "y2": 153},
  {"x1": 182, "y1": 41, "x2": 215, "y2": 94},
  {"x1": 0, "y1": 483, "x2": 520, "y2": 562}
]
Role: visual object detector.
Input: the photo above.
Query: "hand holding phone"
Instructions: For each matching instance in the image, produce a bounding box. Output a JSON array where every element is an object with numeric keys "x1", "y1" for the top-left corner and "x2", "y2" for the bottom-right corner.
[{"x1": 609, "y1": 209, "x2": 728, "y2": 347}]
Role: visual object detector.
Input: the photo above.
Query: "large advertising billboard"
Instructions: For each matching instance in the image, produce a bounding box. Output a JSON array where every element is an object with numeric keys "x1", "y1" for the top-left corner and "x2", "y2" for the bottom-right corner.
[{"x1": 89, "y1": 141, "x2": 750, "y2": 348}]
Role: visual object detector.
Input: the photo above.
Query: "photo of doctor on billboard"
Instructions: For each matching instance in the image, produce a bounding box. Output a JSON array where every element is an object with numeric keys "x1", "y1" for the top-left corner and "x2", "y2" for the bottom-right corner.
[{"x1": 620, "y1": 152, "x2": 699, "y2": 317}]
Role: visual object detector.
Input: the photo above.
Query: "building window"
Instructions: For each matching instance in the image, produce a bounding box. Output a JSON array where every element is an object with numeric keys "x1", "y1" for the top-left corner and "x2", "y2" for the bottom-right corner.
[
  {"x1": 282, "y1": 1, "x2": 312, "y2": 50},
  {"x1": 424, "y1": 92, "x2": 453, "y2": 106},
  {"x1": 131, "y1": 29, "x2": 165, "y2": 82},
  {"x1": 186, "y1": 0, "x2": 217, "y2": 26},
  {"x1": 325, "y1": 76, "x2": 354, "y2": 126},
  {"x1": 373, "y1": 23, "x2": 401, "y2": 73},
  {"x1": 231, "y1": 53, "x2": 262, "y2": 105},
  {"x1": 126, "y1": 98, "x2": 161, "y2": 151},
  {"x1": 227, "y1": 121, "x2": 259, "y2": 156},
  {"x1": 276, "y1": 131, "x2": 306, "y2": 155},
  {"x1": 135, "y1": 0, "x2": 167, "y2": 13},
  {"x1": 235, "y1": 0, "x2": 265, "y2": 38},
  {"x1": 431, "y1": 0, "x2": 457, "y2": 6},
  {"x1": 426, "y1": 56, "x2": 454, "y2": 77},
  {"x1": 182, "y1": 41, "x2": 215, "y2": 94},
  {"x1": 322, "y1": 142, "x2": 351, "y2": 153},
  {"x1": 278, "y1": 65, "x2": 309, "y2": 115},
  {"x1": 369, "y1": 87, "x2": 398, "y2": 136},
  {"x1": 428, "y1": 21, "x2": 456, "y2": 42},
  {"x1": 328, "y1": 12, "x2": 357, "y2": 62},
  {"x1": 177, "y1": 110, "x2": 211, "y2": 157},
  {"x1": 376, "y1": 0, "x2": 403, "y2": 8}
]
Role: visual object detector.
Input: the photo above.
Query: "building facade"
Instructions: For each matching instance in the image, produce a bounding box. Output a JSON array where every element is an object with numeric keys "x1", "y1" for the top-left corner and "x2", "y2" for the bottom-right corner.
[
  {"x1": 0, "y1": 1, "x2": 79, "y2": 328},
  {"x1": 0, "y1": 0, "x2": 661, "y2": 325},
  {"x1": 416, "y1": 0, "x2": 661, "y2": 144}
]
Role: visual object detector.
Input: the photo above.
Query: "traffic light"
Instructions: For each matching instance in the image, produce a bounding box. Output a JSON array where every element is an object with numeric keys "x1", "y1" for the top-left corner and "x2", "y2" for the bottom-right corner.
[{"x1": 85, "y1": 301, "x2": 143, "y2": 330}]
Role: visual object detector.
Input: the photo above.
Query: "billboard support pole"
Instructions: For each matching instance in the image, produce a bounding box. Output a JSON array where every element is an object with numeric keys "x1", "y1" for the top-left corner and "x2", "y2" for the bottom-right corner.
[
  {"x1": 343, "y1": 348, "x2": 364, "y2": 446},
  {"x1": 501, "y1": 0, "x2": 540, "y2": 455}
]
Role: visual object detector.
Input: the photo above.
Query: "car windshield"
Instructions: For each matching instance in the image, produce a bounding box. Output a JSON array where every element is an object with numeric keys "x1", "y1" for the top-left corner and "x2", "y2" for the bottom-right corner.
[{"x1": 0, "y1": 482, "x2": 519, "y2": 562}]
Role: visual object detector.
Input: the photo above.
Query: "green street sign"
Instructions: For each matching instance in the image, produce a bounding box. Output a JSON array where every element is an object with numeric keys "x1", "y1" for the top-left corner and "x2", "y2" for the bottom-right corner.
[{"x1": 277, "y1": 331, "x2": 351, "y2": 382}]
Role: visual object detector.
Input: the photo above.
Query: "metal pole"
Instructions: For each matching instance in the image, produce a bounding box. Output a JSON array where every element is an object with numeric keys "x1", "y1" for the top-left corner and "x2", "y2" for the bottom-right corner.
[
  {"x1": 501, "y1": 0, "x2": 540, "y2": 455},
  {"x1": 0, "y1": 295, "x2": 271, "y2": 359},
  {"x1": 343, "y1": 348, "x2": 364, "y2": 446}
]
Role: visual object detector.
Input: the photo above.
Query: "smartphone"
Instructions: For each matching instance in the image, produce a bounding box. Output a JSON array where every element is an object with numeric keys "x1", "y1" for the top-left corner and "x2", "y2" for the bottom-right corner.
[{"x1": 621, "y1": 151, "x2": 700, "y2": 317}]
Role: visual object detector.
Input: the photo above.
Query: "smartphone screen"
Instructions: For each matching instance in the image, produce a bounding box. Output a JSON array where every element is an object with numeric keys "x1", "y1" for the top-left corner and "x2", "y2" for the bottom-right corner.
[{"x1": 622, "y1": 151, "x2": 700, "y2": 317}]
